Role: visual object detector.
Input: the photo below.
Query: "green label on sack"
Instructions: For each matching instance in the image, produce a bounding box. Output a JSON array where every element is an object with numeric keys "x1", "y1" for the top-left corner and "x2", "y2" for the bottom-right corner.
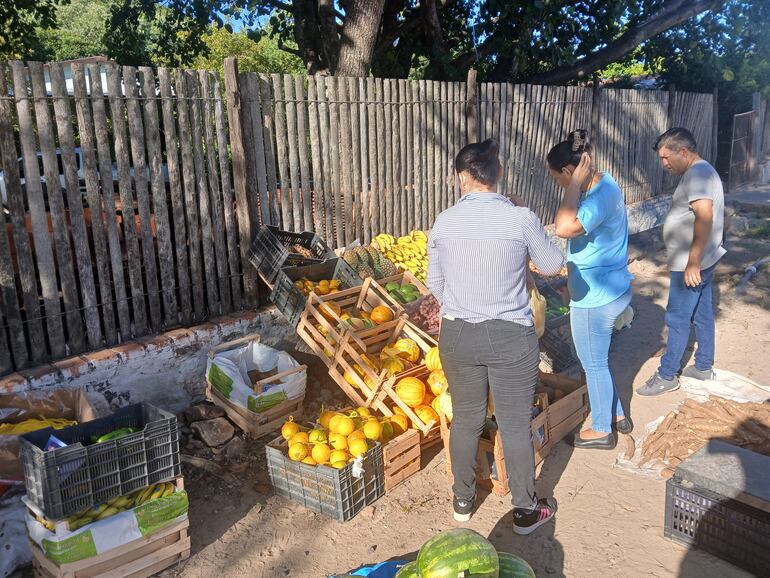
[
  {"x1": 248, "y1": 390, "x2": 288, "y2": 413},
  {"x1": 42, "y1": 530, "x2": 98, "y2": 564},
  {"x1": 208, "y1": 363, "x2": 234, "y2": 398},
  {"x1": 135, "y1": 491, "x2": 189, "y2": 536}
]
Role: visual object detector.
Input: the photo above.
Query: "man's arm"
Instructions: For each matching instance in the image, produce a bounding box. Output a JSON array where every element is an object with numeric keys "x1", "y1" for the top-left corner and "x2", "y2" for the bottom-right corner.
[{"x1": 685, "y1": 198, "x2": 713, "y2": 287}]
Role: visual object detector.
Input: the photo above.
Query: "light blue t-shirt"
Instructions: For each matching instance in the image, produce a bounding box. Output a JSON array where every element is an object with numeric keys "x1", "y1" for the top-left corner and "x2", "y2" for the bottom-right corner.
[{"x1": 566, "y1": 173, "x2": 633, "y2": 308}]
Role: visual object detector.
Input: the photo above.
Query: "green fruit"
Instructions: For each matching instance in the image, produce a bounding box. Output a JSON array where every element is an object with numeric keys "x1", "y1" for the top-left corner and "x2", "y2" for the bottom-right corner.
[
  {"x1": 385, "y1": 282, "x2": 400, "y2": 292},
  {"x1": 398, "y1": 288, "x2": 418, "y2": 303},
  {"x1": 395, "y1": 561, "x2": 419, "y2": 577},
  {"x1": 497, "y1": 552, "x2": 535, "y2": 578},
  {"x1": 389, "y1": 291, "x2": 406, "y2": 304},
  {"x1": 417, "y1": 528, "x2": 499, "y2": 578},
  {"x1": 401, "y1": 283, "x2": 419, "y2": 294}
]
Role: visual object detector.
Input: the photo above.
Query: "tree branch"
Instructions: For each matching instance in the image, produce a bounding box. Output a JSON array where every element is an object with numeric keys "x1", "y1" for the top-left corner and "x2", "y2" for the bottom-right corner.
[
  {"x1": 526, "y1": 0, "x2": 725, "y2": 85},
  {"x1": 422, "y1": 0, "x2": 446, "y2": 52},
  {"x1": 277, "y1": 38, "x2": 303, "y2": 58},
  {"x1": 264, "y1": 0, "x2": 296, "y2": 14}
]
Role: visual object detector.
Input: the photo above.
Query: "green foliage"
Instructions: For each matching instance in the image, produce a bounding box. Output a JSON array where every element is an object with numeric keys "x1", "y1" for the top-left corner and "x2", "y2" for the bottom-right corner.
[
  {"x1": 0, "y1": 0, "x2": 66, "y2": 60},
  {"x1": 34, "y1": 0, "x2": 111, "y2": 62},
  {"x1": 193, "y1": 24, "x2": 306, "y2": 78}
]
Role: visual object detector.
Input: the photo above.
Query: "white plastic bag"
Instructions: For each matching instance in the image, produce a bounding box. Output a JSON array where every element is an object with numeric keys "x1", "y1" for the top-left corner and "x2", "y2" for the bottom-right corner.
[
  {"x1": 0, "y1": 490, "x2": 31, "y2": 578},
  {"x1": 206, "y1": 339, "x2": 306, "y2": 414}
]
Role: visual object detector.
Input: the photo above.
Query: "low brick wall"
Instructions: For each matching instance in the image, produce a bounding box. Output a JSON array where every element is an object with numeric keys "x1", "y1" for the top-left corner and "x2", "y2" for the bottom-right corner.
[{"x1": 0, "y1": 308, "x2": 296, "y2": 415}]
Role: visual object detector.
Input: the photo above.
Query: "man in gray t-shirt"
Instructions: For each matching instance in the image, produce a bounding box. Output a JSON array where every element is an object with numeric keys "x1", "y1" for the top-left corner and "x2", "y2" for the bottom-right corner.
[{"x1": 637, "y1": 128, "x2": 726, "y2": 396}]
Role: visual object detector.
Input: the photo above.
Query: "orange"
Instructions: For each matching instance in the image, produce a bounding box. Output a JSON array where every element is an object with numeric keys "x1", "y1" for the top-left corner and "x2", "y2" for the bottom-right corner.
[
  {"x1": 301, "y1": 456, "x2": 317, "y2": 466},
  {"x1": 308, "y1": 429, "x2": 328, "y2": 444},
  {"x1": 281, "y1": 418, "x2": 300, "y2": 440},
  {"x1": 329, "y1": 432, "x2": 348, "y2": 450},
  {"x1": 289, "y1": 431, "x2": 309, "y2": 445},
  {"x1": 311, "y1": 443, "x2": 332, "y2": 464},
  {"x1": 362, "y1": 419, "x2": 383, "y2": 441},
  {"x1": 334, "y1": 415, "x2": 355, "y2": 436},
  {"x1": 318, "y1": 411, "x2": 336, "y2": 429},
  {"x1": 348, "y1": 438, "x2": 369, "y2": 457},
  {"x1": 347, "y1": 430, "x2": 366, "y2": 444},
  {"x1": 287, "y1": 442, "x2": 309, "y2": 461},
  {"x1": 329, "y1": 449, "x2": 348, "y2": 464}
]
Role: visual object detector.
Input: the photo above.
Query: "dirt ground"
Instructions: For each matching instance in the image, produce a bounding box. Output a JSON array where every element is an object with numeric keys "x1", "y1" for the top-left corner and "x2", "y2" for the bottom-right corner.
[{"x1": 156, "y1": 206, "x2": 770, "y2": 578}]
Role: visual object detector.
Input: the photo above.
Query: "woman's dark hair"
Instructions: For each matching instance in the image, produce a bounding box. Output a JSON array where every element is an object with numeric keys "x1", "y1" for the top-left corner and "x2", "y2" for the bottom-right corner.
[
  {"x1": 455, "y1": 139, "x2": 500, "y2": 187},
  {"x1": 547, "y1": 129, "x2": 594, "y2": 171}
]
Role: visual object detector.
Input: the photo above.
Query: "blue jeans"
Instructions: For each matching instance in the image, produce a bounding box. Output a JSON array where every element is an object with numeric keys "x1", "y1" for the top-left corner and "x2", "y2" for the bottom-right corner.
[
  {"x1": 570, "y1": 288, "x2": 632, "y2": 434},
  {"x1": 658, "y1": 264, "x2": 717, "y2": 380}
]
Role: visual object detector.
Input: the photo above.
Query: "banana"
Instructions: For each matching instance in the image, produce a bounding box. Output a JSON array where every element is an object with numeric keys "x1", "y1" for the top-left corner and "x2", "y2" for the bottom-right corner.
[
  {"x1": 70, "y1": 515, "x2": 95, "y2": 531},
  {"x1": 160, "y1": 482, "x2": 175, "y2": 498},
  {"x1": 113, "y1": 495, "x2": 133, "y2": 509},
  {"x1": 135, "y1": 484, "x2": 156, "y2": 505},
  {"x1": 96, "y1": 506, "x2": 120, "y2": 520},
  {"x1": 148, "y1": 484, "x2": 165, "y2": 502}
]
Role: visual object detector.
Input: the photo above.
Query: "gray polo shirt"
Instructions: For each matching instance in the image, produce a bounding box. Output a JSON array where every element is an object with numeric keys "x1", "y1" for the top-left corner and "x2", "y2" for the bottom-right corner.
[{"x1": 662, "y1": 160, "x2": 726, "y2": 272}]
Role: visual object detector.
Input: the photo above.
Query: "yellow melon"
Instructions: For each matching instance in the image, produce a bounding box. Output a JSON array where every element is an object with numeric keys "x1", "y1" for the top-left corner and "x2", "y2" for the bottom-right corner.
[
  {"x1": 427, "y1": 369, "x2": 448, "y2": 396},
  {"x1": 424, "y1": 346, "x2": 442, "y2": 371},
  {"x1": 414, "y1": 404, "x2": 439, "y2": 426},
  {"x1": 395, "y1": 377, "x2": 426, "y2": 408}
]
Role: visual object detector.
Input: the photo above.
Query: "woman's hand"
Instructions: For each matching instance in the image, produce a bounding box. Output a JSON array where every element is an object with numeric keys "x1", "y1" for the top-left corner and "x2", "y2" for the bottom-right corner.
[{"x1": 570, "y1": 152, "x2": 592, "y2": 189}]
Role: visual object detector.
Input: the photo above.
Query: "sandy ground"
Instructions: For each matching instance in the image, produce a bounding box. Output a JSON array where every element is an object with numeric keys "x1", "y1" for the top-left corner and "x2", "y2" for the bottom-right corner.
[{"x1": 156, "y1": 210, "x2": 770, "y2": 578}]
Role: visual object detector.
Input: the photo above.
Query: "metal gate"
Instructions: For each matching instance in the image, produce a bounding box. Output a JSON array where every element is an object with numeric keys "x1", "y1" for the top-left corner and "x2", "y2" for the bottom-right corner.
[{"x1": 729, "y1": 111, "x2": 753, "y2": 190}]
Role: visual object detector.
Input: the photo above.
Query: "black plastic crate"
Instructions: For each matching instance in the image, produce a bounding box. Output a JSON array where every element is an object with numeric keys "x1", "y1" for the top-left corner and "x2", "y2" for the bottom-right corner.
[
  {"x1": 249, "y1": 225, "x2": 336, "y2": 286},
  {"x1": 19, "y1": 403, "x2": 181, "y2": 520},
  {"x1": 540, "y1": 282, "x2": 570, "y2": 329},
  {"x1": 664, "y1": 477, "x2": 770, "y2": 575},
  {"x1": 539, "y1": 325, "x2": 578, "y2": 373},
  {"x1": 266, "y1": 436, "x2": 384, "y2": 522},
  {"x1": 269, "y1": 258, "x2": 362, "y2": 327}
]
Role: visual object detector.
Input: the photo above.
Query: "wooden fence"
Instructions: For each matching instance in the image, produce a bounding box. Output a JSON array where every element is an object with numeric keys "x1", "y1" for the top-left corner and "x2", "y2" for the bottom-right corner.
[
  {"x1": 0, "y1": 57, "x2": 715, "y2": 374},
  {"x1": 0, "y1": 61, "x2": 244, "y2": 374},
  {"x1": 229, "y1": 63, "x2": 715, "y2": 249}
]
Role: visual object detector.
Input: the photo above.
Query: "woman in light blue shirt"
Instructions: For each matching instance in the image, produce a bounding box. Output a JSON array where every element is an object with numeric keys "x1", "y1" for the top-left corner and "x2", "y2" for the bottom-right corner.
[{"x1": 548, "y1": 130, "x2": 633, "y2": 450}]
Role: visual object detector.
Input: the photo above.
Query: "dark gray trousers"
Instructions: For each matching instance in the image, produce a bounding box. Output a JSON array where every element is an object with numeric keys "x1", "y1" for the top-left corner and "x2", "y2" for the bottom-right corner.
[{"x1": 439, "y1": 317, "x2": 539, "y2": 508}]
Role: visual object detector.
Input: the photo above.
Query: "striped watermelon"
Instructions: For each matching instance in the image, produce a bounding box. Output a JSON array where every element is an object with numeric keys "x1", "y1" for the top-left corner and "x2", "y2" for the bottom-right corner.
[
  {"x1": 417, "y1": 528, "x2": 499, "y2": 578},
  {"x1": 394, "y1": 561, "x2": 419, "y2": 577},
  {"x1": 497, "y1": 552, "x2": 536, "y2": 578}
]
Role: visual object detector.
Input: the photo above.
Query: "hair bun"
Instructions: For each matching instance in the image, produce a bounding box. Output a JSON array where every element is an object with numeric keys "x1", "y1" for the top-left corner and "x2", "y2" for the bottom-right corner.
[
  {"x1": 569, "y1": 129, "x2": 588, "y2": 153},
  {"x1": 480, "y1": 138, "x2": 499, "y2": 156}
]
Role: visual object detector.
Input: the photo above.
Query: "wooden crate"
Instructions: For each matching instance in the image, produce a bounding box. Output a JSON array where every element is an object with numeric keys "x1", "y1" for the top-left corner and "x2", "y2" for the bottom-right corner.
[
  {"x1": 327, "y1": 320, "x2": 439, "y2": 434},
  {"x1": 206, "y1": 334, "x2": 306, "y2": 438},
  {"x1": 374, "y1": 270, "x2": 431, "y2": 297},
  {"x1": 538, "y1": 371, "x2": 588, "y2": 445},
  {"x1": 32, "y1": 518, "x2": 190, "y2": 578},
  {"x1": 296, "y1": 276, "x2": 406, "y2": 366},
  {"x1": 440, "y1": 392, "x2": 550, "y2": 497},
  {"x1": 383, "y1": 428, "x2": 421, "y2": 492}
]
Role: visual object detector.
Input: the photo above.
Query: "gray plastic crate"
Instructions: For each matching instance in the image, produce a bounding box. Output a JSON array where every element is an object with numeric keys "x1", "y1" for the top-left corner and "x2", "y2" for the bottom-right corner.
[
  {"x1": 249, "y1": 225, "x2": 336, "y2": 286},
  {"x1": 266, "y1": 436, "x2": 384, "y2": 521},
  {"x1": 19, "y1": 403, "x2": 181, "y2": 520}
]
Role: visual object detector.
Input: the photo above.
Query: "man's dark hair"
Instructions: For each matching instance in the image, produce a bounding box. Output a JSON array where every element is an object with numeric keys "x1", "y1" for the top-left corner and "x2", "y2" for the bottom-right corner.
[
  {"x1": 654, "y1": 127, "x2": 698, "y2": 153},
  {"x1": 455, "y1": 139, "x2": 500, "y2": 186},
  {"x1": 547, "y1": 129, "x2": 594, "y2": 171}
]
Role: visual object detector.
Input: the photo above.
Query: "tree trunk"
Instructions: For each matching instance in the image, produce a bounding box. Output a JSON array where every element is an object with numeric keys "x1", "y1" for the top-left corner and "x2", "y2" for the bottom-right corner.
[
  {"x1": 334, "y1": 0, "x2": 388, "y2": 76},
  {"x1": 526, "y1": 0, "x2": 724, "y2": 85}
]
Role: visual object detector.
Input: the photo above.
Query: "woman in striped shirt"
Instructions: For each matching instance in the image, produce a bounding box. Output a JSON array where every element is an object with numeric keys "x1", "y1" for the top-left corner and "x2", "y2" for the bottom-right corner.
[
  {"x1": 428, "y1": 139, "x2": 563, "y2": 535},
  {"x1": 549, "y1": 130, "x2": 634, "y2": 450}
]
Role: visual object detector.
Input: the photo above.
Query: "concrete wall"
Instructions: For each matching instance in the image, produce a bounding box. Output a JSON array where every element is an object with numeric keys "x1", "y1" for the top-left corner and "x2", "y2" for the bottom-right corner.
[{"x1": 0, "y1": 309, "x2": 296, "y2": 415}]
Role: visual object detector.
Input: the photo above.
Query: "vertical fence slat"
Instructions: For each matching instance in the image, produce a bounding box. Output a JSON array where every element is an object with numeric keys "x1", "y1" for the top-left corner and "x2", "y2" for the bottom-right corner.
[
  {"x1": 200, "y1": 71, "x2": 231, "y2": 312},
  {"x1": 26, "y1": 62, "x2": 82, "y2": 354},
  {"x1": 238, "y1": 75, "x2": 260, "y2": 226},
  {"x1": 389, "y1": 80, "x2": 399, "y2": 236},
  {"x1": 256, "y1": 75, "x2": 279, "y2": 226},
  {"x1": 338, "y1": 77, "x2": 354, "y2": 245},
  {"x1": 405, "y1": 80, "x2": 414, "y2": 230},
  {"x1": 317, "y1": 76, "x2": 334, "y2": 243},
  {"x1": 271, "y1": 74, "x2": 292, "y2": 230},
  {"x1": 0, "y1": 63, "x2": 32, "y2": 366},
  {"x1": 327, "y1": 77, "x2": 343, "y2": 246},
  {"x1": 425, "y1": 81, "x2": 435, "y2": 226},
  {"x1": 283, "y1": 74, "x2": 303, "y2": 231},
  {"x1": 432, "y1": 81, "x2": 442, "y2": 222},
  {"x1": 213, "y1": 72, "x2": 243, "y2": 310},
  {"x1": 438, "y1": 81, "x2": 447, "y2": 213},
  {"x1": 123, "y1": 66, "x2": 162, "y2": 331},
  {"x1": 12, "y1": 62, "x2": 66, "y2": 356},
  {"x1": 375, "y1": 78, "x2": 386, "y2": 236},
  {"x1": 412, "y1": 80, "x2": 422, "y2": 228},
  {"x1": 347, "y1": 78, "x2": 361, "y2": 240},
  {"x1": 174, "y1": 68, "x2": 206, "y2": 318},
  {"x1": 382, "y1": 79, "x2": 394, "y2": 235},
  {"x1": 49, "y1": 62, "x2": 103, "y2": 349},
  {"x1": 186, "y1": 70, "x2": 220, "y2": 313},
  {"x1": 158, "y1": 68, "x2": 192, "y2": 323},
  {"x1": 90, "y1": 64, "x2": 132, "y2": 337},
  {"x1": 71, "y1": 64, "x2": 117, "y2": 345},
  {"x1": 308, "y1": 77, "x2": 325, "y2": 238},
  {"x1": 367, "y1": 78, "x2": 380, "y2": 237},
  {"x1": 139, "y1": 67, "x2": 179, "y2": 324},
  {"x1": 358, "y1": 77, "x2": 371, "y2": 244},
  {"x1": 295, "y1": 76, "x2": 313, "y2": 233}
]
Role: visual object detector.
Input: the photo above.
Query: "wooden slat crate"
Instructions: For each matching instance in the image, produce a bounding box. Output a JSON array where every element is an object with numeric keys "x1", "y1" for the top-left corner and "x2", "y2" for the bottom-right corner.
[
  {"x1": 440, "y1": 392, "x2": 550, "y2": 496},
  {"x1": 327, "y1": 319, "x2": 438, "y2": 434},
  {"x1": 206, "y1": 334, "x2": 306, "y2": 438},
  {"x1": 31, "y1": 518, "x2": 190, "y2": 578},
  {"x1": 539, "y1": 371, "x2": 589, "y2": 444},
  {"x1": 383, "y1": 428, "x2": 421, "y2": 492},
  {"x1": 296, "y1": 276, "x2": 406, "y2": 366}
]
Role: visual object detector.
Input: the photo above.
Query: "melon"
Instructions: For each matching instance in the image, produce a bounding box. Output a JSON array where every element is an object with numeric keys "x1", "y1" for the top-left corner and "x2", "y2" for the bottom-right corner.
[
  {"x1": 394, "y1": 561, "x2": 419, "y2": 577},
  {"x1": 416, "y1": 528, "x2": 499, "y2": 578},
  {"x1": 497, "y1": 552, "x2": 535, "y2": 578}
]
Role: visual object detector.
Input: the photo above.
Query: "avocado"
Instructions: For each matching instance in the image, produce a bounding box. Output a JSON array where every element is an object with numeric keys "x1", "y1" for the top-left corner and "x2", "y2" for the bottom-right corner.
[
  {"x1": 385, "y1": 282, "x2": 400, "y2": 292},
  {"x1": 398, "y1": 287, "x2": 418, "y2": 303},
  {"x1": 401, "y1": 283, "x2": 419, "y2": 294}
]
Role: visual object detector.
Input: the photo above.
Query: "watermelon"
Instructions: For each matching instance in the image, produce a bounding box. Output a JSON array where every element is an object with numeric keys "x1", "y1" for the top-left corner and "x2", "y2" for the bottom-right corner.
[
  {"x1": 497, "y1": 552, "x2": 536, "y2": 578},
  {"x1": 417, "y1": 528, "x2": 499, "y2": 578},
  {"x1": 394, "y1": 561, "x2": 419, "y2": 577}
]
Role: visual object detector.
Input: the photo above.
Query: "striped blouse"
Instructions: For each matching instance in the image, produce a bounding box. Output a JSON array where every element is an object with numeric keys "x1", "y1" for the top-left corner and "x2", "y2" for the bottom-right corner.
[{"x1": 427, "y1": 192, "x2": 564, "y2": 325}]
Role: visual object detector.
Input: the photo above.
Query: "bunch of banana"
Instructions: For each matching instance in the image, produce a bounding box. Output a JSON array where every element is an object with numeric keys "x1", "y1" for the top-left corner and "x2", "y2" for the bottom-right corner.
[
  {"x1": 63, "y1": 482, "x2": 176, "y2": 531},
  {"x1": 375, "y1": 230, "x2": 429, "y2": 283}
]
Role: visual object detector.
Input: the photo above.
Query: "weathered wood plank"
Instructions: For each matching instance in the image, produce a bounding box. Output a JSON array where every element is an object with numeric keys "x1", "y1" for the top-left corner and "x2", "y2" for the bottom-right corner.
[
  {"x1": 200, "y1": 70, "x2": 231, "y2": 312},
  {"x1": 139, "y1": 66, "x2": 178, "y2": 325},
  {"x1": 438, "y1": 80, "x2": 447, "y2": 214},
  {"x1": 212, "y1": 72, "x2": 243, "y2": 310},
  {"x1": 316, "y1": 76, "x2": 334, "y2": 243},
  {"x1": 348, "y1": 77, "x2": 362, "y2": 240},
  {"x1": 375, "y1": 78, "x2": 386, "y2": 236},
  {"x1": 327, "y1": 77, "x2": 343, "y2": 246},
  {"x1": 405, "y1": 79, "x2": 414, "y2": 230},
  {"x1": 71, "y1": 64, "x2": 117, "y2": 344},
  {"x1": 366, "y1": 78, "x2": 380, "y2": 238},
  {"x1": 185, "y1": 70, "x2": 220, "y2": 313},
  {"x1": 338, "y1": 77, "x2": 354, "y2": 245},
  {"x1": 90, "y1": 63, "x2": 132, "y2": 336},
  {"x1": 431, "y1": 81, "x2": 441, "y2": 223},
  {"x1": 271, "y1": 73, "x2": 292, "y2": 230},
  {"x1": 239, "y1": 74, "x2": 260, "y2": 228},
  {"x1": 258, "y1": 74, "x2": 280, "y2": 226},
  {"x1": 307, "y1": 76, "x2": 325, "y2": 237},
  {"x1": 412, "y1": 80, "x2": 422, "y2": 229},
  {"x1": 49, "y1": 62, "x2": 102, "y2": 349},
  {"x1": 173, "y1": 67, "x2": 206, "y2": 318},
  {"x1": 283, "y1": 74, "x2": 302, "y2": 231},
  {"x1": 158, "y1": 68, "x2": 192, "y2": 324},
  {"x1": 13, "y1": 61, "x2": 67, "y2": 355},
  {"x1": 295, "y1": 76, "x2": 313, "y2": 233},
  {"x1": 383, "y1": 79, "x2": 394, "y2": 236},
  {"x1": 358, "y1": 77, "x2": 370, "y2": 244},
  {"x1": 425, "y1": 80, "x2": 435, "y2": 227}
]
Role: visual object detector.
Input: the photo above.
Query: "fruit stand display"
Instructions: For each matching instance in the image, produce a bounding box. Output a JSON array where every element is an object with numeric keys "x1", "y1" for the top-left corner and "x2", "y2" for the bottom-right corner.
[
  {"x1": 295, "y1": 277, "x2": 406, "y2": 366},
  {"x1": 340, "y1": 245, "x2": 399, "y2": 280},
  {"x1": 370, "y1": 231, "x2": 429, "y2": 284}
]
